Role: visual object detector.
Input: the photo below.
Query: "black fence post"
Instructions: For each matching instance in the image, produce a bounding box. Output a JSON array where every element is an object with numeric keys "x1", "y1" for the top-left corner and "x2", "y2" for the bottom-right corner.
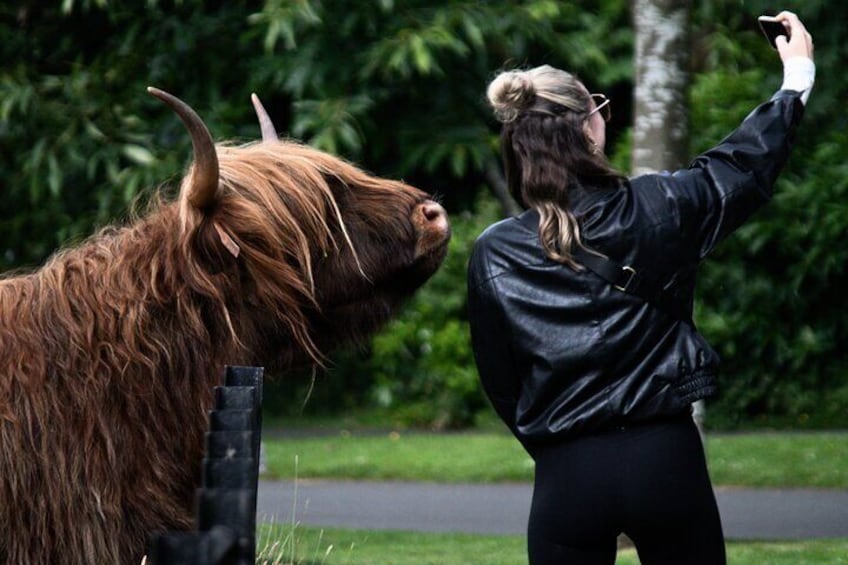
[{"x1": 147, "y1": 365, "x2": 264, "y2": 565}]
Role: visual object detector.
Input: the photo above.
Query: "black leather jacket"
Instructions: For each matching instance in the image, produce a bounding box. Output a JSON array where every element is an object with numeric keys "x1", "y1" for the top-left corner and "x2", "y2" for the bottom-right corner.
[{"x1": 468, "y1": 90, "x2": 804, "y2": 450}]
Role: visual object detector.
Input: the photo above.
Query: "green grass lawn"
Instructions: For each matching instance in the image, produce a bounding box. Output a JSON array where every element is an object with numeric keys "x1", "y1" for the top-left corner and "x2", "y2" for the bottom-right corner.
[
  {"x1": 258, "y1": 428, "x2": 848, "y2": 563},
  {"x1": 256, "y1": 525, "x2": 848, "y2": 564},
  {"x1": 263, "y1": 429, "x2": 848, "y2": 488},
  {"x1": 707, "y1": 432, "x2": 848, "y2": 488}
]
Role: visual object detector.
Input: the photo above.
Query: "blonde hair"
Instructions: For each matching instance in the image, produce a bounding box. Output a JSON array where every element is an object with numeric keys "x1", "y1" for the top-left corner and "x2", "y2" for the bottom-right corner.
[
  {"x1": 487, "y1": 65, "x2": 623, "y2": 267},
  {"x1": 487, "y1": 65, "x2": 585, "y2": 124}
]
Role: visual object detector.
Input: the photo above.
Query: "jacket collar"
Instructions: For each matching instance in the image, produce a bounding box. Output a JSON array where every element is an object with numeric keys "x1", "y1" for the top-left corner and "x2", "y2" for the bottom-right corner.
[{"x1": 517, "y1": 208, "x2": 539, "y2": 231}]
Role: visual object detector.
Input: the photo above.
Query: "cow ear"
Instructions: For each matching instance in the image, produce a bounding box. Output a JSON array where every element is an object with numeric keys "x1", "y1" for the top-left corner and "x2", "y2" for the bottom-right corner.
[
  {"x1": 251, "y1": 93, "x2": 278, "y2": 142},
  {"x1": 148, "y1": 87, "x2": 220, "y2": 211}
]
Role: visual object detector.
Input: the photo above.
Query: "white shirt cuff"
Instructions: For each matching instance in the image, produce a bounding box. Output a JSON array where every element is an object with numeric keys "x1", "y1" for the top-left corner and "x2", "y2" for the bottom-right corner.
[{"x1": 781, "y1": 56, "x2": 816, "y2": 105}]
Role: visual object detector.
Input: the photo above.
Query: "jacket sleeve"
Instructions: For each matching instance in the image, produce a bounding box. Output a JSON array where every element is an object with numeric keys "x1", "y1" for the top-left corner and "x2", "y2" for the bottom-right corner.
[
  {"x1": 660, "y1": 90, "x2": 805, "y2": 259},
  {"x1": 467, "y1": 247, "x2": 521, "y2": 434}
]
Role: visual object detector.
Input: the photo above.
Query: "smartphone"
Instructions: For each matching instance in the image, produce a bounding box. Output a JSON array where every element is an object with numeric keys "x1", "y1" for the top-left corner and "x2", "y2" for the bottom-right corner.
[{"x1": 758, "y1": 16, "x2": 789, "y2": 50}]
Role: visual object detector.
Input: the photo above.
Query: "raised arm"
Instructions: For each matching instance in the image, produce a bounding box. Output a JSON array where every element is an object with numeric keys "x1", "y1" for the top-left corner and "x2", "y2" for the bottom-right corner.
[{"x1": 652, "y1": 12, "x2": 815, "y2": 260}]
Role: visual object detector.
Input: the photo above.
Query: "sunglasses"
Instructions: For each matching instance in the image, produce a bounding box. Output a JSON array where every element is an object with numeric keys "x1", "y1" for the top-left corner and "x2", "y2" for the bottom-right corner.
[{"x1": 588, "y1": 93, "x2": 611, "y2": 122}]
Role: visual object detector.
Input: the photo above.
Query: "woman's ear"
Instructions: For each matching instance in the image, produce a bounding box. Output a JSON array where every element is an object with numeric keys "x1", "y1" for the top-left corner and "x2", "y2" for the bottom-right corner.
[
  {"x1": 582, "y1": 121, "x2": 596, "y2": 147},
  {"x1": 583, "y1": 126, "x2": 600, "y2": 154}
]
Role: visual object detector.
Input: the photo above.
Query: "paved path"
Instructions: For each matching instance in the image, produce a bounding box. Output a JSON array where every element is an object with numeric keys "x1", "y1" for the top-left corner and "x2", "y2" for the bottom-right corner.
[{"x1": 257, "y1": 480, "x2": 848, "y2": 540}]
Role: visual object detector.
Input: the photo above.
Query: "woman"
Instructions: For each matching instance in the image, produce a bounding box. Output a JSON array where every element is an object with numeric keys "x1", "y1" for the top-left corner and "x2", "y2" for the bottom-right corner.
[{"x1": 467, "y1": 11, "x2": 814, "y2": 565}]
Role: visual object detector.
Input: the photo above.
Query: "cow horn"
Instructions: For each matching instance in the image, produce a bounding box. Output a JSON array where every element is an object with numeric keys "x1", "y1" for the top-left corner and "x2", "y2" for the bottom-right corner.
[
  {"x1": 251, "y1": 93, "x2": 279, "y2": 142},
  {"x1": 147, "y1": 86, "x2": 219, "y2": 210}
]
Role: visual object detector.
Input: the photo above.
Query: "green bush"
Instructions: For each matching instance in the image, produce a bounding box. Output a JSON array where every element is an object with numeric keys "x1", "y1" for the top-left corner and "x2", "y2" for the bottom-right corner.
[
  {"x1": 6, "y1": 1, "x2": 847, "y2": 430},
  {"x1": 689, "y1": 65, "x2": 848, "y2": 430},
  {"x1": 366, "y1": 194, "x2": 501, "y2": 428}
]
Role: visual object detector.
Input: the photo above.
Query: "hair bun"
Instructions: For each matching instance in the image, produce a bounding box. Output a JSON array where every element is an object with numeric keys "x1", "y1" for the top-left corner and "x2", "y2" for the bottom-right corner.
[{"x1": 487, "y1": 70, "x2": 535, "y2": 123}]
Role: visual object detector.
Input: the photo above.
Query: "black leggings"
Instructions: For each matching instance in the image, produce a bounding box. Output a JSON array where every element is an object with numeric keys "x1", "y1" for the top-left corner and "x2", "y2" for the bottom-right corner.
[{"x1": 527, "y1": 414, "x2": 726, "y2": 565}]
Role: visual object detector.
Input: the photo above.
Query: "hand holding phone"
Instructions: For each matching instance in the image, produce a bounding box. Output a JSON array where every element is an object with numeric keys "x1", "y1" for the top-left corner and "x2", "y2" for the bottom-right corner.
[{"x1": 758, "y1": 16, "x2": 790, "y2": 50}]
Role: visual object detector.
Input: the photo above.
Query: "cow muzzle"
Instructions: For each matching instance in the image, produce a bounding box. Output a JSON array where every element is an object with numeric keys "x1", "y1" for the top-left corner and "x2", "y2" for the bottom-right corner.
[{"x1": 413, "y1": 200, "x2": 451, "y2": 261}]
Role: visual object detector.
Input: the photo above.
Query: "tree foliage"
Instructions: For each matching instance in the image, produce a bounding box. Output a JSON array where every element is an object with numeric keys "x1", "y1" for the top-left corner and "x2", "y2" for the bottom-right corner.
[
  {"x1": 680, "y1": 1, "x2": 848, "y2": 428},
  {"x1": 0, "y1": 0, "x2": 632, "y2": 269},
  {"x1": 2, "y1": 1, "x2": 847, "y2": 428}
]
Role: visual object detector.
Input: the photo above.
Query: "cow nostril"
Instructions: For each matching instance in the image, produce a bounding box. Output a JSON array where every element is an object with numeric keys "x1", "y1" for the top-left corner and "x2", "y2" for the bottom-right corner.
[{"x1": 420, "y1": 201, "x2": 446, "y2": 222}]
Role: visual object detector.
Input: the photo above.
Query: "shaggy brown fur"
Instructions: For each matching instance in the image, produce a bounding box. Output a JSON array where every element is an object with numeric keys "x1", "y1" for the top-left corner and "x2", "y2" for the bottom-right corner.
[{"x1": 0, "y1": 96, "x2": 450, "y2": 564}]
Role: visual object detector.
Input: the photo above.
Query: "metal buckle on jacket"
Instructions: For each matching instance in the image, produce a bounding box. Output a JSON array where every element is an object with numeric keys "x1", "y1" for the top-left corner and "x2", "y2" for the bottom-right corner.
[{"x1": 614, "y1": 266, "x2": 637, "y2": 292}]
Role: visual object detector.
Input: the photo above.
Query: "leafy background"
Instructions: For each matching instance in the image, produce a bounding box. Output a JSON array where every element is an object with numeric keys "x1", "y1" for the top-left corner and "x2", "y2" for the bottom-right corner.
[{"x1": 1, "y1": 0, "x2": 846, "y2": 429}]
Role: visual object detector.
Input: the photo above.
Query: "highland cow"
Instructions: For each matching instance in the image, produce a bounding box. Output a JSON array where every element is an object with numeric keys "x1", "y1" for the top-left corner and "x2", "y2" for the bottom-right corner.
[{"x1": 0, "y1": 88, "x2": 450, "y2": 564}]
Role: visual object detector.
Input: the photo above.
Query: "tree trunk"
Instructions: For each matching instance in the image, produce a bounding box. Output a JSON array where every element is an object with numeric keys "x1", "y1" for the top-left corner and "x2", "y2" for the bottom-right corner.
[
  {"x1": 632, "y1": 0, "x2": 706, "y2": 442},
  {"x1": 632, "y1": 0, "x2": 691, "y2": 176}
]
